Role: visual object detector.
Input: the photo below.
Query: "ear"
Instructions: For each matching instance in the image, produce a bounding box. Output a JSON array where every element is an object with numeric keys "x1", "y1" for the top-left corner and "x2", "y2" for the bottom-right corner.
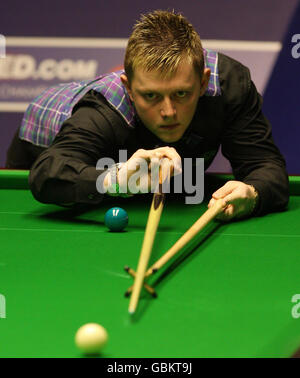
[
  {"x1": 199, "y1": 68, "x2": 211, "y2": 96},
  {"x1": 120, "y1": 74, "x2": 133, "y2": 101}
]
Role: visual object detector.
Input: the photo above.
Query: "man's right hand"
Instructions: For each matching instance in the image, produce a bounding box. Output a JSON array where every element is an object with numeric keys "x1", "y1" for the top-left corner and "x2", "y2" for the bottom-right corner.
[{"x1": 108, "y1": 147, "x2": 182, "y2": 195}]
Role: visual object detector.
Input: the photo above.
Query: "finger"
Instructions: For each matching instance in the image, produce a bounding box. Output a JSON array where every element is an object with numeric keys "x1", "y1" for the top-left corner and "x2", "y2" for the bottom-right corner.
[
  {"x1": 128, "y1": 148, "x2": 182, "y2": 181},
  {"x1": 159, "y1": 158, "x2": 171, "y2": 183},
  {"x1": 154, "y1": 147, "x2": 182, "y2": 175},
  {"x1": 126, "y1": 156, "x2": 149, "y2": 173},
  {"x1": 224, "y1": 204, "x2": 235, "y2": 217},
  {"x1": 149, "y1": 157, "x2": 167, "y2": 190},
  {"x1": 222, "y1": 192, "x2": 242, "y2": 206},
  {"x1": 148, "y1": 157, "x2": 172, "y2": 192},
  {"x1": 208, "y1": 197, "x2": 229, "y2": 220},
  {"x1": 149, "y1": 156, "x2": 168, "y2": 187},
  {"x1": 223, "y1": 191, "x2": 254, "y2": 219},
  {"x1": 212, "y1": 181, "x2": 238, "y2": 199},
  {"x1": 215, "y1": 204, "x2": 235, "y2": 222},
  {"x1": 149, "y1": 156, "x2": 161, "y2": 173},
  {"x1": 208, "y1": 197, "x2": 216, "y2": 208}
]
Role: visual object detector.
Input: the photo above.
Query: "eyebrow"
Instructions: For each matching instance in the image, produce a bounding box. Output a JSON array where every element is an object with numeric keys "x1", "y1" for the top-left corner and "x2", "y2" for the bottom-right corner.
[{"x1": 136, "y1": 85, "x2": 194, "y2": 94}]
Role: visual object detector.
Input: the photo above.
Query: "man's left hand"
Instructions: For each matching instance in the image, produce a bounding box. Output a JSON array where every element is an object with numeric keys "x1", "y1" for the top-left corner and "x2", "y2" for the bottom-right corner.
[{"x1": 208, "y1": 180, "x2": 258, "y2": 221}]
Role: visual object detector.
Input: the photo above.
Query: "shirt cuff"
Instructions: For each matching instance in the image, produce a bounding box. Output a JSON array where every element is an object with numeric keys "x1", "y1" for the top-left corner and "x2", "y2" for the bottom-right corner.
[{"x1": 75, "y1": 166, "x2": 105, "y2": 204}]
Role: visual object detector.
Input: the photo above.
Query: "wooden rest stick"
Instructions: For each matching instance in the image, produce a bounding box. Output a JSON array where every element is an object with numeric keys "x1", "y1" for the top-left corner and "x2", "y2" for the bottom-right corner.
[
  {"x1": 124, "y1": 266, "x2": 157, "y2": 298},
  {"x1": 125, "y1": 199, "x2": 226, "y2": 296},
  {"x1": 128, "y1": 168, "x2": 166, "y2": 314}
]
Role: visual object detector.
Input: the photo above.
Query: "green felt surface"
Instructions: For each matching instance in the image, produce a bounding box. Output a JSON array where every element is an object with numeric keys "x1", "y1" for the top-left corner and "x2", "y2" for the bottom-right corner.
[{"x1": 0, "y1": 171, "x2": 300, "y2": 357}]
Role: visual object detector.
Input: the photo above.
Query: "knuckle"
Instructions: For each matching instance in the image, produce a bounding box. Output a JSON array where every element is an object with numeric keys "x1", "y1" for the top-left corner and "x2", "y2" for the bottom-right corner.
[
  {"x1": 134, "y1": 148, "x2": 145, "y2": 156},
  {"x1": 226, "y1": 180, "x2": 236, "y2": 185}
]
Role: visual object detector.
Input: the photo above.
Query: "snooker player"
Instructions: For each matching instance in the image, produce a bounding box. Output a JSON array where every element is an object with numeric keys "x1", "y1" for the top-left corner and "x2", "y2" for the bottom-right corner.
[{"x1": 5, "y1": 10, "x2": 289, "y2": 221}]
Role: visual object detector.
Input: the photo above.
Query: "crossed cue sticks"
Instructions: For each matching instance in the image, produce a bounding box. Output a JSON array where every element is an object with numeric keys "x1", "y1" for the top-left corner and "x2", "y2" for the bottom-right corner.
[{"x1": 125, "y1": 164, "x2": 226, "y2": 314}]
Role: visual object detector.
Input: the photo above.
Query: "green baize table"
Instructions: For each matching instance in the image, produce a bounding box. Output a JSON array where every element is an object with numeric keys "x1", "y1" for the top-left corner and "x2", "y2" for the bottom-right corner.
[{"x1": 0, "y1": 170, "x2": 300, "y2": 358}]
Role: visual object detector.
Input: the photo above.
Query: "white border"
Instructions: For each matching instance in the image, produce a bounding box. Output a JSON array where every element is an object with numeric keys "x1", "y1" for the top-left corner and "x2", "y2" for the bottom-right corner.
[
  {"x1": 203, "y1": 39, "x2": 282, "y2": 52},
  {"x1": 6, "y1": 37, "x2": 128, "y2": 48},
  {"x1": 0, "y1": 102, "x2": 28, "y2": 112},
  {"x1": 6, "y1": 37, "x2": 282, "y2": 51}
]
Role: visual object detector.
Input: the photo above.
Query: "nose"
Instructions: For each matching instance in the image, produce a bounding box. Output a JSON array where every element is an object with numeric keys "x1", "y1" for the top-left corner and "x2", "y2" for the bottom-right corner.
[{"x1": 160, "y1": 97, "x2": 176, "y2": 119}]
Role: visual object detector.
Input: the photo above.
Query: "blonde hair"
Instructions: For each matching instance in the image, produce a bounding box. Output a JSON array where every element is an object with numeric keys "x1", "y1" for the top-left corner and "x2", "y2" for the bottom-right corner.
[{"x1": 124, "y1": 10, "x2": 204, "y2": 82}]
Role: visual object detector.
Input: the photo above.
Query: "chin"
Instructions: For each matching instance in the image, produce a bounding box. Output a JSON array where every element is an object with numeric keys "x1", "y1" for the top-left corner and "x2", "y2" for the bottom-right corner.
[
  {"x1": 158, "y1": 132, "x2": 183, "y2": 144},
  {"x1": 161, "y1": 136, "x2": 181, "y2": 143}
]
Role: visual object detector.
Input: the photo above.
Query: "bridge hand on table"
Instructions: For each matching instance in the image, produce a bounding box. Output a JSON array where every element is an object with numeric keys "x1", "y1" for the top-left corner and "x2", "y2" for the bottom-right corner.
[{"x1": 208, "y1": 180, "x2": 258, "y2": 222}]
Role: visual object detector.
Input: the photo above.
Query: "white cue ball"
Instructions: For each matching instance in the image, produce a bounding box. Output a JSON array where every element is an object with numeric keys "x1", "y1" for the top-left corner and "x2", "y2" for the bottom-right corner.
[{"x1": 75, "y1": 323, "x2": 108, "y2": 354}]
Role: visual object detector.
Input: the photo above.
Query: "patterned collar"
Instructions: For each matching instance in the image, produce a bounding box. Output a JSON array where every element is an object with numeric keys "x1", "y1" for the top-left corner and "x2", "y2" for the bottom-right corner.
[{"x1": 94, "y1": 48, "x2": 221, "y2": 127}]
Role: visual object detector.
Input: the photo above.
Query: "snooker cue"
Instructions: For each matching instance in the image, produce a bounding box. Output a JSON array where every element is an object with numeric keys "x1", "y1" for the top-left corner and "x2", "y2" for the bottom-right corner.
[
  {"x1": 125, "y1": 198, "x2": 226, "y2": 292},
  {"x1": 128, "y1": 167, "x2": 166, "y2": 314}
]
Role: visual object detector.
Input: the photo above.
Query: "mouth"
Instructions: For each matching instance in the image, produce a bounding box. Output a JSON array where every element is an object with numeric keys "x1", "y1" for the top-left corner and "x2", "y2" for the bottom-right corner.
[{"x1": 159, "y1": 123, "x2": 180, "y2": 130}]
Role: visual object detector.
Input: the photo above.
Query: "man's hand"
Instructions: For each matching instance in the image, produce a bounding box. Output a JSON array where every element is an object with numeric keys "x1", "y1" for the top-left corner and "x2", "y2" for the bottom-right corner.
[
  {"x1": 105, "y1": 147, "x2": 182, "y2": 195},
  {"x1": 208, "y1": 180, "x2": 258, "y2": 221}
]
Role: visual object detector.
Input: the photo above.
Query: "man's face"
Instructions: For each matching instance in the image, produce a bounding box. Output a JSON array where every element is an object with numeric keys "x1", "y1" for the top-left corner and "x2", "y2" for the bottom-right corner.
[{"x1": 121, "y1": 61, "x2": 210, "y2": 143}]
